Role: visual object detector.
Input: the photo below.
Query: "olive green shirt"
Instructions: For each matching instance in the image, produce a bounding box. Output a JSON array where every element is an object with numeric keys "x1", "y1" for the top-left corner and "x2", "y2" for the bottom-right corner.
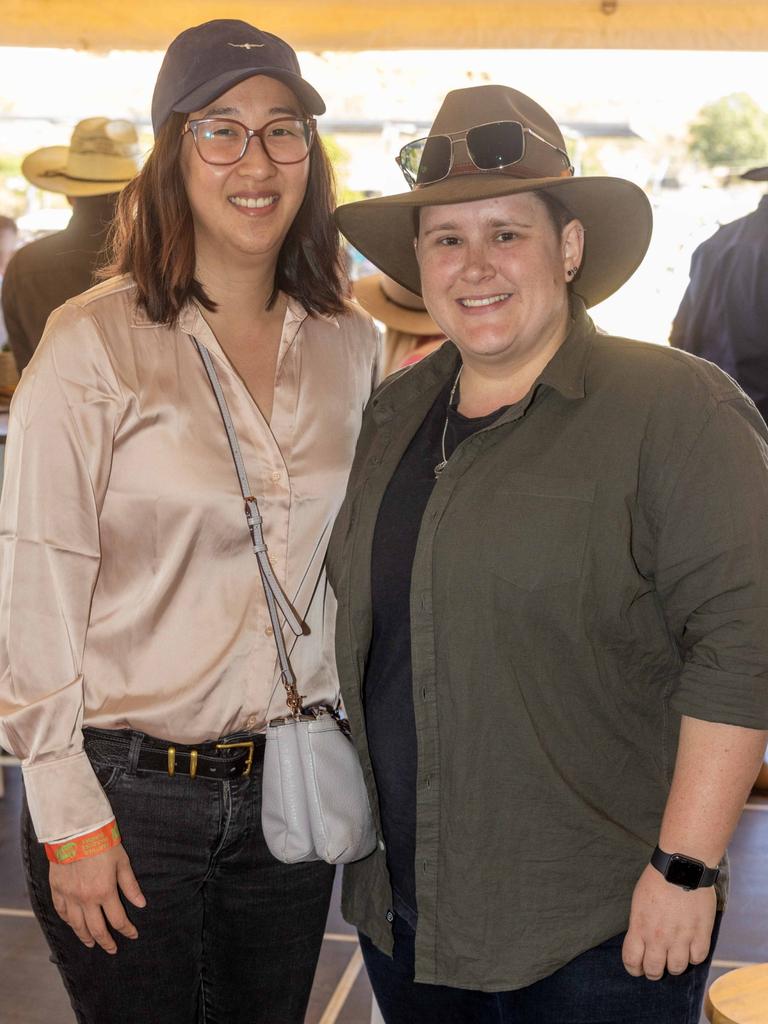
[{"x1": 327, "y1": 298, "x2": 768, "y2": 992}]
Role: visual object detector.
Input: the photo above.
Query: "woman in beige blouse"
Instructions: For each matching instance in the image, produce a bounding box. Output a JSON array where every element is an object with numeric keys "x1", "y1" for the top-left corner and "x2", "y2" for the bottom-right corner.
[{"x1": 0, "y1": 20, "x2": 378, "y2": 1024}]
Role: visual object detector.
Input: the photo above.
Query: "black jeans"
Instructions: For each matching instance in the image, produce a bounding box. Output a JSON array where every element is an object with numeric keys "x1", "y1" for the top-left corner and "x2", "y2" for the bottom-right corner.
[
  {"x1": 21, "y1": 728, "x2": 335, "y2": 1024},
  {"x1": 360, "y1": 911, "x2": 722, "y2": 1024}
]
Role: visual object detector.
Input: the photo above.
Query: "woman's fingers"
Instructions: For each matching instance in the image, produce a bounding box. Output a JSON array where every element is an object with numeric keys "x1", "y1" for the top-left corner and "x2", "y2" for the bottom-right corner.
[
  {"x1": 623, "y1": 864, "x2": 717, "y2": 980},
  {"x1": 641, "y1": 946, "x2": 667, "y2": 981},
  {"x1": 61, "y1": 903, "x2": 97, "y2": 949},
  {"x1": 83, "y1": 903, "x2": 118, "y2": 955},
  {"x1": 50, "y1": 890, "x2": 68, "y2": 922},
  {"x1": 102, "y1": 890, "x2": 138, "y2": 941},
  {"x1": 623, "y1": 933, "x2": 690, "y2": 980},
  {"x1": 116, "y1": 849, "x2": 147, "y2": 909},
  {"x1": 689, "y1": 932, "x2": 713, "y2": 965},
  {"x1": 665, "y1": 941, "x2": 693, "y2": 976},
  {"x1": 48, "y1": 845, "x2": 144, "y2": 952},
  {"x1": 620, "y1": 931, "x2": 645, "y2": 977}
]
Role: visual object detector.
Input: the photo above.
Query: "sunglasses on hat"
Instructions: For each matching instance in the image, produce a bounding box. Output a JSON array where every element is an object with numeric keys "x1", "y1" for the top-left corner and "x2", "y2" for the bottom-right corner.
[{"x1": 396, "y1": 120, "x2": 574, "y2": 188}]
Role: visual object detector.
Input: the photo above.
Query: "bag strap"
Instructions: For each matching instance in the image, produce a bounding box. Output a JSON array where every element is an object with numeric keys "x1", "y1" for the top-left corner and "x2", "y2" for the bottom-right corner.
[{"x1": 192, "y1": 337, "x2": 306, "y2": 716}]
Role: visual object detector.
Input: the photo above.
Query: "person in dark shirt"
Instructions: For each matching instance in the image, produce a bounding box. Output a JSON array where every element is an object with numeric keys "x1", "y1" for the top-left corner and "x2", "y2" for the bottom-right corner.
[
  {"x1": 670, "y1": 164, "x2": 768, "y2": 422},
  {"x1": 670, "y1": 165, "x2": 768, "y2": 793},
  {"x1": 0, "y1": 215, "x2": 18, "y2": 351},
  {"x1": 329, "y1": 85, "x2": 768, "y2": 1024},
  {"x1": 1, "y1": 117, "x2": 140, "y2": 374}
]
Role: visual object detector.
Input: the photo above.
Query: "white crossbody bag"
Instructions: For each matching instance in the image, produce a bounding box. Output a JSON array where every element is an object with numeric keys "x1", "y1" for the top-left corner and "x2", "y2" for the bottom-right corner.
[{"x1": 193, "y1": 338, "x2": 376, "y2": 865}]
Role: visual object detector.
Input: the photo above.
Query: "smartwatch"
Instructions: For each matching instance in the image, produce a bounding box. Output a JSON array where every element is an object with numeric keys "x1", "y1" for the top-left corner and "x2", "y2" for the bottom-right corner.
[{"x1": 650, "y1": 845, "x2": 720, "y2": 891}]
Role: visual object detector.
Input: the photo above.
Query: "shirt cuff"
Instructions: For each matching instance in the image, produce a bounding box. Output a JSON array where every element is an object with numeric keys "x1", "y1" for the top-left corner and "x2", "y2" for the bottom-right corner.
[
  {"x1": 22, "y1": 751, "x2": 115, "y2": 844},
  {"x1": 671, "y1": 663, "x2": 768, "y2": 730},
  {"x1": 47, "y1": 817, "x2": 117, "y2": 846}
]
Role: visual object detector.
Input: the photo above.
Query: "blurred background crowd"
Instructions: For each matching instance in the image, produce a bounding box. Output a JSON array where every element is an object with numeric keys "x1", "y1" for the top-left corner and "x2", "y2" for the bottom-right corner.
[{"x1": 1, "y1": 44, "x2": 768, "y2": 363}]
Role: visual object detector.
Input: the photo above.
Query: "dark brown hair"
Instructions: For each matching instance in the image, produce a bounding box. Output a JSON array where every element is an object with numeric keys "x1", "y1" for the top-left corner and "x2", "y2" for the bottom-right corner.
[
  {"x1": 532, "y1": 189, "x2": 575, "y2": 236},
  {"x1": 105, "y1": 111, "x2": 347, "y2": 325}
]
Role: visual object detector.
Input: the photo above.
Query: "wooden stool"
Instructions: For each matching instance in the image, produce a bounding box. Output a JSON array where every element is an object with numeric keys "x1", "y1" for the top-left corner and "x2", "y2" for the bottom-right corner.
[{"x1": 704, "y1": 963, "x2": 768, "y2": 1023}]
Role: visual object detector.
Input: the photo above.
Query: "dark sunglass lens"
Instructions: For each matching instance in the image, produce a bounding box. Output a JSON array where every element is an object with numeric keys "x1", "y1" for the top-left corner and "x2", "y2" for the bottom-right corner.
[
  {"x1": 467, "y1": 122, "x2": 525, "y2": 170},
  {"x1": 416, "y1": 135, "x2": 452, "y2": 184}
]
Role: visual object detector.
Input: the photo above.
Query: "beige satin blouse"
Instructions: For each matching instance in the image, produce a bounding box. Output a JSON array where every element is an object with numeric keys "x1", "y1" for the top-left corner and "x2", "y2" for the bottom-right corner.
[{"x1": 0, "y1": 275, "x2": 379, "y2": 843}]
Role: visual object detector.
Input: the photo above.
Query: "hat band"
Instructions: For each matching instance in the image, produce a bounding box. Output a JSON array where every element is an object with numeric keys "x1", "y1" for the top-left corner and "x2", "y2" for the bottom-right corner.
[
  {"x1": 40, "y1": 169, "x2": 132, "y2": 183},
  {"x1": 378, "y1": 281, "x2": 426, "y2": 313}
]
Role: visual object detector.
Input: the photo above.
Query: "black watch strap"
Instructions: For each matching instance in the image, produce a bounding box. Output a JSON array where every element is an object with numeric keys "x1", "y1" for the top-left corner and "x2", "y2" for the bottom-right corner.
[{"x1": 651, "y1": 845, "x2": 720, "y2": 890}]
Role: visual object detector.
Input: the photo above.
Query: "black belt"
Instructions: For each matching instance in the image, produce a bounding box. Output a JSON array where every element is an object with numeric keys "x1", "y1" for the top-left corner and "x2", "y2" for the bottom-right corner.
[{"x1": 136, "y1": 739, "x2": 256, "y2": 780}]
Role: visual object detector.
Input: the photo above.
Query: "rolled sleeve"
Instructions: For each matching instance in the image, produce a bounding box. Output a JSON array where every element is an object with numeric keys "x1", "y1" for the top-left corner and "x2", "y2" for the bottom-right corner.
[
  {"x1": 655, "y1": 398, "x2": 768, "y2": 728},
  {"x1": 0, "y1": 303, "x2": 124, "y2": 840}
]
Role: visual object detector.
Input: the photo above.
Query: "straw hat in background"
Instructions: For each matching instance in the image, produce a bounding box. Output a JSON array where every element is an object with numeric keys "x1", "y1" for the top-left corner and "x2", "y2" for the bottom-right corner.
[
  {"x1": 353, "y1": 273, "x2": 440, "y2": 335},
  {"x1": 22, "y1": 117, "x2": 141, "y2": 197},
  {"x1": 353, "y1": 273, "x2": 445, "y2": 376}
]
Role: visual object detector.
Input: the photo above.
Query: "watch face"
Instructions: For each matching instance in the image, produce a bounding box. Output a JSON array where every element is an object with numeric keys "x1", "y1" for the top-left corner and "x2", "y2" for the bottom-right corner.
[{"x1": 666, "y1": 855, "x2": 705, "y2": 889}]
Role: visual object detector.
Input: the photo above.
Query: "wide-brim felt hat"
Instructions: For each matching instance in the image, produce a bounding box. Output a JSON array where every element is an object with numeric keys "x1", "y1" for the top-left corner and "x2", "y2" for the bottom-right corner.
[
  {"x1": 22, "y1": 117, "x2": 141, "y2": 197},
  {"x1": 353, "y1": 273, "x2": 440, "y2": 335},
  {"x1": 741, "y1": 165, "x2": 768, "y2": 181},
  {"x1": 336, "y1": 85, "x2": 653, "y2": 309}
]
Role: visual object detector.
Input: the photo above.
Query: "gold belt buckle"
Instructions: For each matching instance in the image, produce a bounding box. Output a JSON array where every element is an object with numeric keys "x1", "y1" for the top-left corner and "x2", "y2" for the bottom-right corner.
[
  {"x1": 167, "y1": 747, "x2": 199, "y2": 778},
  {"x1": 215, "y1": 740, "x2": 255, "y2": 777}
]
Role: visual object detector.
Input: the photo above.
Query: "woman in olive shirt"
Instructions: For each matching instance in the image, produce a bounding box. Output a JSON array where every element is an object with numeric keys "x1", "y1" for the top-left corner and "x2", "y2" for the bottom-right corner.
[{"x1": 328, "y1": 85, "x2": 768, "y2": 1023}]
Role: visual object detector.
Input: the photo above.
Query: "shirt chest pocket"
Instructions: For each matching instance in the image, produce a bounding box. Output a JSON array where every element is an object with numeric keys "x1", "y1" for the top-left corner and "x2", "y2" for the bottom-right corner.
[{"x1": 481, "y1": 474, "x2": 595, "y2": 591}]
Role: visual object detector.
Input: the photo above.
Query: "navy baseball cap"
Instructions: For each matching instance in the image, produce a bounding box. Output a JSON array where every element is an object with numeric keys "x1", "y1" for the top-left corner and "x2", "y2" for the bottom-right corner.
[{"x1": 151, "y1": 20, "x2": 325, "y2": 135}]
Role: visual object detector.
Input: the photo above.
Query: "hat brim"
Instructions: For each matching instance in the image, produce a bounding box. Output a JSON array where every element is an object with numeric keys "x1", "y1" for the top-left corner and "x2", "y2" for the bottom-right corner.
[
  {"x1": 336, "y1": 173, "x2": 652, "y2": 309},
  {"x1": 22, "y1": 146, "x2": 134, "y2": 197},
  {"x1": 174, "y1": 67, "x2": 326, "y2": 119},
  {"x1": 741, "y1": 166, "x2": 768, "y2": 181},
  {"x1": 352, "y1": 274, "x2": 439, "y2": 335}
]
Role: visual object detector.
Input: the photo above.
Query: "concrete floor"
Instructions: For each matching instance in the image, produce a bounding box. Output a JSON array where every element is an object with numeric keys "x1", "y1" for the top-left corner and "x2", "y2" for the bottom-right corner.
[{"x1": 1, "y1": 763, "x2": 766, "y2": 1023}]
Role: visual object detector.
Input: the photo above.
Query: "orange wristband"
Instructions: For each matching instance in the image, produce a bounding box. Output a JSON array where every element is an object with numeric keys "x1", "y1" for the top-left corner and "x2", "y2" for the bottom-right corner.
[{"x1": 45, "y1": 821, "x2": 122, "y2": 864}]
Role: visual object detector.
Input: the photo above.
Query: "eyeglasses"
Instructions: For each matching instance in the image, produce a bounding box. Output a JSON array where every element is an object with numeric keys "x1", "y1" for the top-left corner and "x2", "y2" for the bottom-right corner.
[
  {"x1": 183, "y1": 116, "x2": 317, "y2": 166},
  {"x1": 396, "y1": 120, "x2": 574, "y2": 188}
]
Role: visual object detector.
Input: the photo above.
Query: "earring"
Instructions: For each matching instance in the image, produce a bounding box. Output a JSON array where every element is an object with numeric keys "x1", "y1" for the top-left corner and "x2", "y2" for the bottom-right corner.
[{"x1": 567, "y1": 266, "x2": 578, "y2": 279}]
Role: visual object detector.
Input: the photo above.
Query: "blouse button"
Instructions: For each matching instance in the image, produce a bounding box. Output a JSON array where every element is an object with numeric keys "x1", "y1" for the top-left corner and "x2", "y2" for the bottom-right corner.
[
  {"x1": 245, "y1": 714, "x2": 258, "y2": 730},
  {"x1": 265, "y1": 626, "x2": 274, "y2": 636},
  {"x1": 270, "y1": 471, "x2": 282, "y2": 483}
]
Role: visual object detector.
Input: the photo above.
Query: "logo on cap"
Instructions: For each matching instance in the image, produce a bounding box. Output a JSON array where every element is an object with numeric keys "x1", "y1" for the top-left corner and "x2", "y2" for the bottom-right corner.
[{"x1": 228, "y1": 42, "x2": 266, "y2": 49}]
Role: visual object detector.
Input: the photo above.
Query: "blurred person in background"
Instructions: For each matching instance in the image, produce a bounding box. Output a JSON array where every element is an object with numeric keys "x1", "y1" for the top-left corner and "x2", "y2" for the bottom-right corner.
[
  {"x1": 670, "y1": 164, "x2": 768, "y2": 423},
  {"x1": 0, "y1": 215, "x2": 17, "y2": 276},
  {"x1": 0, "y1": 215, "x2": 18, "y2": 350},
  {"x1": 0, "y1": 19, "x2": 377, "y2": 1024},
  {"x1": 670, "y1": 162, "x2": 768, "y2": 794},
  {"x1": 329, "y1": 85, "x2": 768, "y2": 1024},
  {"x1": 1, "y1": 118, "x2": 140, "y2": 374},
  {"x1": 353, "y1": 272, "x2": 445, "y2": 376}
]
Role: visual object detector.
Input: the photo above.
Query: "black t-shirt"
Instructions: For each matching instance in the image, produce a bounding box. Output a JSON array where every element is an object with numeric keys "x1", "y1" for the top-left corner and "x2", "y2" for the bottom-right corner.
[{"x1": 365, "y1": 374, "x2": 508, "y2": 927}]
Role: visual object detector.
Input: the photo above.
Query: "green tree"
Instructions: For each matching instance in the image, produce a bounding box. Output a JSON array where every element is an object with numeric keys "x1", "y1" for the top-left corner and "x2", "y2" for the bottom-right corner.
[
  {"x1": 689, "y1": 93, "x2": 768, "y2": 168},
  {"x1": 323, "y1": 135, "x2": 364, "y2": 206}
]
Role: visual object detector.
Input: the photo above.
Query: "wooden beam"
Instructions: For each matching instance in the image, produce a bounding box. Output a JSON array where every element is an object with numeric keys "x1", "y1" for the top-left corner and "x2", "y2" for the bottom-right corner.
[{"x1": 3, "y1": 1, "x2": 768, "y2": 53}]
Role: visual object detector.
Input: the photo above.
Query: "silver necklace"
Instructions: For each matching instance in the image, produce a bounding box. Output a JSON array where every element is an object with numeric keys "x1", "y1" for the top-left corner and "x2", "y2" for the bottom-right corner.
[{"x1": 434, "y1": 366, "x2": 463, "y2": 478}]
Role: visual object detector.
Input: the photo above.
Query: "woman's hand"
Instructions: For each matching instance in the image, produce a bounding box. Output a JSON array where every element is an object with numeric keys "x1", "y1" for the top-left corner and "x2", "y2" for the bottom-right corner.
[
  {"x1": 622, "y1": 863, "x2": 716, "y2": 980},
  {"x1": 49, "y1": 845, "x2": 146, "y2": 954}
]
